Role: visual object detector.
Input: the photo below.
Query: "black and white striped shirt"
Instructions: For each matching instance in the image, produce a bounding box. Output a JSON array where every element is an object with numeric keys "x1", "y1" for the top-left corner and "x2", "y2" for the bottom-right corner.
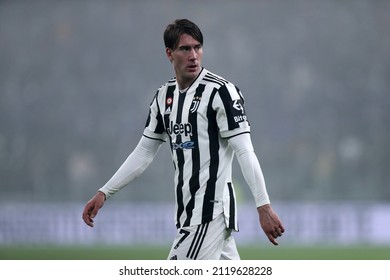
[{"x1": 143, "y1": 68, "x2": 250, "y2": 230}]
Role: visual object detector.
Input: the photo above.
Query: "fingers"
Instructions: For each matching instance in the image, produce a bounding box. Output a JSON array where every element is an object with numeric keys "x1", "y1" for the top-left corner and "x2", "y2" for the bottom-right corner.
[
  {"x1": 275, "y1": 225, "x2": 285, "y2": 236},
  {"x1": 278, "y1": 223, "x2": 286, "y2": 234},
  {"x1": 258, "y1": 206, "x2": 285, "y2": 246},
  {"x1": 90, "y1": 205, "x2": 100, "y2": 221},
  {"x1": 267, "y1": 233, "x2": 278, "y2": 245},
  {"x1": 82, "y1": 199, "x2": 99, "y2": 227},
  {"x1": 82, "y1": 204, "x2": 95, "y2": 227},
  {"x1": 82, "y1": 192, "x2": 105, "y2": 227},
  {"x1": 267, "y1": 226, "x2": 284, "y2": 245}
]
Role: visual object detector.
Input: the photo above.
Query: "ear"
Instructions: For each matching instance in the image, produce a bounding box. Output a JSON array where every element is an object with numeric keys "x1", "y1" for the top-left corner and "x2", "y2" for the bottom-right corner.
[{"x1": 166, "y1": 48, "x2": 173, "y2": 63}]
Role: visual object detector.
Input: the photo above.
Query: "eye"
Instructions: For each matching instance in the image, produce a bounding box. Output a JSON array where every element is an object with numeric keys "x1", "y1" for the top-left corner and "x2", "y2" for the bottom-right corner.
[{"x1": 179, "y1": 46, "x2": 191, "y2": 52}]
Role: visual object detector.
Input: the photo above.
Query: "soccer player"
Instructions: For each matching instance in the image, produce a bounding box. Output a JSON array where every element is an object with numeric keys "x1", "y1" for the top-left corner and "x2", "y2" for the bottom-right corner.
[{"x1": 82, "y1": 19, "x2": 285, "y2": 260}]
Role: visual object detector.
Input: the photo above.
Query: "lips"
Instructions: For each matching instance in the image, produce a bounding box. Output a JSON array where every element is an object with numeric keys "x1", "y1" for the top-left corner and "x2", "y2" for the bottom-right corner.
[{"x1": 187, "y1": 65, "x2": 198, "y2": 71}]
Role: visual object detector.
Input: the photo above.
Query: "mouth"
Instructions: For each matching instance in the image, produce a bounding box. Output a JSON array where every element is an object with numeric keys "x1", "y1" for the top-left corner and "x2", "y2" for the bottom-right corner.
[{"x1": 187, "y1": 64, "x2": 198, "y2": 72}]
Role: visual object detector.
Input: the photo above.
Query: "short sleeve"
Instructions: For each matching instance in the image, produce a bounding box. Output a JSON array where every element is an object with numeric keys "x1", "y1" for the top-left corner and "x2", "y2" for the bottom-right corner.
[
  {"x1": 213, "y1": 83, "x2": 251, "y2": 138},
  {"x1": 143, "y1": 94, "x2": 167, "y2": 141}
]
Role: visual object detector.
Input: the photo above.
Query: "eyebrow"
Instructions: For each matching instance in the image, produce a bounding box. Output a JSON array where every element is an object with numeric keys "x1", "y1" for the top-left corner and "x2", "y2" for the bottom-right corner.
[{"x1": 178, "y1": 43, "x2": 202, "y2": 50}]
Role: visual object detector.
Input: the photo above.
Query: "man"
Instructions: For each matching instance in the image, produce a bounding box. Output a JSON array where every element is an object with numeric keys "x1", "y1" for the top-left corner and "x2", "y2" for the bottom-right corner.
[{"x1": 82, "y1": 19, "x2": 284, "y2": 260}]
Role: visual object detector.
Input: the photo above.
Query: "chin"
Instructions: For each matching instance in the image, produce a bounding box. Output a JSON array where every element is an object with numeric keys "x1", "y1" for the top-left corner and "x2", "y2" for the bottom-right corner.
[{"x1": 188, "y1": 68, "x2": 200, "y2": 76}]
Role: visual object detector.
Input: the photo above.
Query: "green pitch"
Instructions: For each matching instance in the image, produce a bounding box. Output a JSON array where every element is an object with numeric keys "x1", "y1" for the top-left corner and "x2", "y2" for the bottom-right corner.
[{"x1": 1, "y1": 245, "x2": 389, "y2": 260}]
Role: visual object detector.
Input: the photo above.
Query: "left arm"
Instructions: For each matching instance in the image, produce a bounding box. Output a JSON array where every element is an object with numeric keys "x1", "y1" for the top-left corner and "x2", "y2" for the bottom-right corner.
[{"x1": 228, "y1": 133, "x2": 285, "y2": 245}]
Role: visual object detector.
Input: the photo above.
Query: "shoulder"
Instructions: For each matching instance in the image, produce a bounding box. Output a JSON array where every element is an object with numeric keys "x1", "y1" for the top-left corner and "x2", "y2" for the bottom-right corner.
[
  {"x1": 202, "y1": 69, "x2": 241, "y2": 96},
  {"x1": 202, "y1": 69, "x2": 243, "y2": 102},
  {"x1": 157, "y1": 77, "x2": 176, "y2": 93},
  {"x1": 202, "y1": 69, "x2": 232, "y2": 89},
  {"x1": 151, "y1": 77, "x2": 176, "y2": 101}
]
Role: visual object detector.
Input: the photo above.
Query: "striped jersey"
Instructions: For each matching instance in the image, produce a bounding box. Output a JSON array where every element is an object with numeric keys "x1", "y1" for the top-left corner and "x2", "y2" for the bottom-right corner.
[{"x1": 143, "y1": 68, "x2": 250, "y2": 231}]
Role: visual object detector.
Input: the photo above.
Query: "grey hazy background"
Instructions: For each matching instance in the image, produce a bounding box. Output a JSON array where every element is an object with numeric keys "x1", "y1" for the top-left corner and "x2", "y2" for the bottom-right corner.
[{"x1": 1, "y1": 0, "x2": 389, "y2": 206}]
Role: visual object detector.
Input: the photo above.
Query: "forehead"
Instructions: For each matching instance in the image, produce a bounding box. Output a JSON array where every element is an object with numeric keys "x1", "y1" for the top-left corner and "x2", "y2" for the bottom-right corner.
[{"x1": 177, "y1": 33, "x2": 201, "y2": 47}]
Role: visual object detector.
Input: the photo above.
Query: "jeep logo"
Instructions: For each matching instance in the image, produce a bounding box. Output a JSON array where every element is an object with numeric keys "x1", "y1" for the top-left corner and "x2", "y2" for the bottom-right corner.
[{"x1": 167, "y1": 121, "x2": 193, "y2": 137}]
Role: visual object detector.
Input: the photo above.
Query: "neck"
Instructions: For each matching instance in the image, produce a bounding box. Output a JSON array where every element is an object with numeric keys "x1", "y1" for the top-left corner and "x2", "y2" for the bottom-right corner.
[
  {"x1": 177, "y1": 77, "x2": 195, "y2": 91},
  {"x1": 176, "y1": 68, "x2": 203, "y2": 90}
]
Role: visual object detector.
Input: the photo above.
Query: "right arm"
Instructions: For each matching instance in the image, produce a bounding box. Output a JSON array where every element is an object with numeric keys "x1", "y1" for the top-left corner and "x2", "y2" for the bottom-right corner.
[
  {"x1": 98, "y1": 135, "x2": 162, "y2": 199},
  {"x1": 82, "y1": 136, "x2": 162, "y2": 227}
]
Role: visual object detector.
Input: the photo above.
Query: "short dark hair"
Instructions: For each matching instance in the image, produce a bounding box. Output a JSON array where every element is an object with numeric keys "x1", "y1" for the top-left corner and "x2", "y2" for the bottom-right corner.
[{"x1": 163, "y1": 19, "x2": 203, "y2": 50}]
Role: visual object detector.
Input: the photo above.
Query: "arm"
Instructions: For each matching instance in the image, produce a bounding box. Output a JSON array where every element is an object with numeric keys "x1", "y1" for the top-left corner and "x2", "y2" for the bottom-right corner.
[
  {"x1": 98, "y1": 135, "x2": 162, "y2": 198},
  {"x1": 228, "y1": 133, "x2": 285, "y2": 245},
  {"x1": 82, "y1": 136, "x2": 162, "y2": 227}
]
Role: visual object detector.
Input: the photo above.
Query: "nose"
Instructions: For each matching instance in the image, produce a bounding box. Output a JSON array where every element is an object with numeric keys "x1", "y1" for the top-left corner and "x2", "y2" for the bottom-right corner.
[{"x1": 189, "y1": 48, "x2": 197, "y2": 60}]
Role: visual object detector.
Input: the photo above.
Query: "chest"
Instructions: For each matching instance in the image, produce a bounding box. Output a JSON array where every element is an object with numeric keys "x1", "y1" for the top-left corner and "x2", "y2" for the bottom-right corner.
[{"x1": 162, "y1": 84, "x2": 214, "y2": 141}]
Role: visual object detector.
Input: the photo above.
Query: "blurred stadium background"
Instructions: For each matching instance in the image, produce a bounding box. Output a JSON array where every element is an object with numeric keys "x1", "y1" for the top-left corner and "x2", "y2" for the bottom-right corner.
[{"x1": 0, "y1": 0, "x2": 389, "y2": 259}]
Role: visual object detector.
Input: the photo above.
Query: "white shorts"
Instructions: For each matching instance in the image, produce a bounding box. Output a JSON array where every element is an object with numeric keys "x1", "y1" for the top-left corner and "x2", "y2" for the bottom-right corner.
[{"x1": 167, "y1": 213, "x2": 240, "y2": 260}]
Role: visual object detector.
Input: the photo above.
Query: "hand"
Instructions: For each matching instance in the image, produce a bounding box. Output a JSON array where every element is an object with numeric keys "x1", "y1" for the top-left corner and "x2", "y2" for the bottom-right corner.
[
  {"x1": 257, "y1": 204, "x2": 285, "y2": 245},
  {"x1": 82, "y1": 191, "x2": 106, "y2": 227}
]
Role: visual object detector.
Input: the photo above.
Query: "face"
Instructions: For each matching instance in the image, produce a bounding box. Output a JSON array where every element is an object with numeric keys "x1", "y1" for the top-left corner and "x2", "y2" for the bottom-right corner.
[{"x1": 166, "y1": 33, "x2": 203, "y2": 89}]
